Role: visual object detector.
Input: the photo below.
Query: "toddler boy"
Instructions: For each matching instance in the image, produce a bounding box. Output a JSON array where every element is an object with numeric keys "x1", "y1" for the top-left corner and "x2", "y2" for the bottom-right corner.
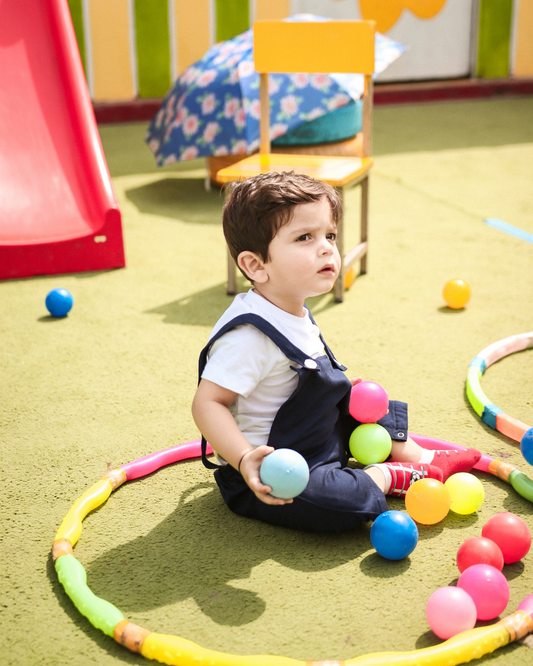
[{"x1": 192, "y1": 172, "x2": 480, "y2": 532}]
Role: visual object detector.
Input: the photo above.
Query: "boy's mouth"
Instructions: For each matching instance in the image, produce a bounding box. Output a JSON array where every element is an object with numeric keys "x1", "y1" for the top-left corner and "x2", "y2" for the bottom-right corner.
[{"x1": 318, "y1": 264, "x2": 336, "y2": 275}]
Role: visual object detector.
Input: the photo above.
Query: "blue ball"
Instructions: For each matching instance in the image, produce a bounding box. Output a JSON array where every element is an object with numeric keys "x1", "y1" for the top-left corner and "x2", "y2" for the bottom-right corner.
[
  {"x1": 370, "y1": 510, "x2": 419, "y2": 560},
  {"x1": 520, "y1": 428, "x2": 533, "y2": 466},
  {"x1": 45, "y1": 288, "x2": 74, "y2": 317},
  {"x1": 260, "y1": 448, "x2": 310, "y2": 499}
]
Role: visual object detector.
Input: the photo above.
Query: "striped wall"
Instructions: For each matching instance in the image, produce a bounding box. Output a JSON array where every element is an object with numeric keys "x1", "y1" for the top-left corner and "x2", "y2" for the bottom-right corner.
[
  {"x1": 67, "y1": 0, "x2": 532, "y2": 103},
  {"x1": 513, "y1": 0, "x2": 533, "y2": 76}
]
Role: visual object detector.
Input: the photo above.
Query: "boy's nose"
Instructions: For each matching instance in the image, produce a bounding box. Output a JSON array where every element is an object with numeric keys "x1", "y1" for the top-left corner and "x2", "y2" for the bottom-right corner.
[{"x1": 320, "y1": 237, "x2": 334, "y2": 254}]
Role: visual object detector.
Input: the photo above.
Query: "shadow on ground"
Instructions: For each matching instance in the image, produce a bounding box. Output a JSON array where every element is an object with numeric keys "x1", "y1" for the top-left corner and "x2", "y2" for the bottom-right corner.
[
  {"x1": 126, "y1": 177, "x2": 223, "y2": 223},
  {"x1": 82, "y1": 481, "x2": 375, "y2": 626}
]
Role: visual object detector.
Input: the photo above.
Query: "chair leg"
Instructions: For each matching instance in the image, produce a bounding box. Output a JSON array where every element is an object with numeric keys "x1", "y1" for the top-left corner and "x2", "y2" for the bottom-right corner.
[
  {"x1": 227, "y1": 246, "x2": 237, "y2": 295},
  {"x1": 360, "y1": 176, "x2": 369, "y2": 275},
  {"x1": 334, "y1": 186, "x2": 345, "y2": 303}
]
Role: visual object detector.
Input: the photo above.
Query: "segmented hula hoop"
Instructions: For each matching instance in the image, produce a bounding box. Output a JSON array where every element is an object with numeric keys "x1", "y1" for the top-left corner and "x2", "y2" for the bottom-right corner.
[
  {"x1": 54, "y1": 439, "x2": 533, "y2": 666},
  {"x1": 466, "y1": 331, "x2": 533, "y2": 443},
  {"x1": 462, "y1": 331, "x2": 533, "y2": 503}
]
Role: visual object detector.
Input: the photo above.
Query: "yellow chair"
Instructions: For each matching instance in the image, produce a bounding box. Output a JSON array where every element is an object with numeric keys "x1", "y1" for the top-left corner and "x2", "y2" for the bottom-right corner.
[{"x1": 216, "y1": 20, "x2": 376, "y2": 302}]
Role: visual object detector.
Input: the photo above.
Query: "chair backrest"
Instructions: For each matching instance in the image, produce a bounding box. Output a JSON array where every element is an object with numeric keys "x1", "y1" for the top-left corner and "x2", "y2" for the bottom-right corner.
[{"x1": 253, "y1": 20, "x2": 376, "y2": 156}]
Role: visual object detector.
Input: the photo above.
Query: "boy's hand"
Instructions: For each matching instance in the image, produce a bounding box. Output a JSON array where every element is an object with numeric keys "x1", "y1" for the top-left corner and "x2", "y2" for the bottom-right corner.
[{"x1": 240, "y1": 446, "x2": 294, "y2": 506}]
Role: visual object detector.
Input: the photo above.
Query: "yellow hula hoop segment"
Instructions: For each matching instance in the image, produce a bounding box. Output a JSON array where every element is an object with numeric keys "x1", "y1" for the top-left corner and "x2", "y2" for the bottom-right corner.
[{"x1": 53, "y1": 443, "x2": 533, "y2": 666}]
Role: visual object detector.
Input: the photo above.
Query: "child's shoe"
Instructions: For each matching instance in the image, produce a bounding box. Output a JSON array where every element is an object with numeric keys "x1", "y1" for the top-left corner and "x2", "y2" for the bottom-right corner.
[{"x1": 418, "y1": 448, "x2": 482, "y2": 481}]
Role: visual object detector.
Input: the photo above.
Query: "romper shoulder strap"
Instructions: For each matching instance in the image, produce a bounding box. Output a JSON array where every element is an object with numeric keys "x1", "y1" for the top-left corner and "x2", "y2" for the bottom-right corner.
[
  {"x1": 305, "y1": 307, "x2": 347, "y2": 371},
  {"x1": 198, "y1": 312, "x2": 325, "y2": 469}
]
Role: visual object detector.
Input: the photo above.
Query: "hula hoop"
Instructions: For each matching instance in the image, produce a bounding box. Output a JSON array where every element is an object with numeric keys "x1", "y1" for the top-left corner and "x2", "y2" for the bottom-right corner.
[
  {"x1": 54, "y1": 440, "x2": 533, "y2": 666},
  {"x1": 411, "y1": 432, "x2": 533, "y2": 504},
  {"x1": 466, "y1": 331, "x2": 533, "y2": 443}
]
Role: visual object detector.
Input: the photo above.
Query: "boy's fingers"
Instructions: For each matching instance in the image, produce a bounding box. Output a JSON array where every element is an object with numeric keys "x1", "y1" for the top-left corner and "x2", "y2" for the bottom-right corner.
[{"x1": 256, "y1": 491, "x2": 293, "y2": 506}]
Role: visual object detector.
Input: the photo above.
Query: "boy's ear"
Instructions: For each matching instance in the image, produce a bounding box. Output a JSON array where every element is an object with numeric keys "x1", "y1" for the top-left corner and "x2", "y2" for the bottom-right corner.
[{"x1": 237, "y1": 251, "x2": 268, "y2": 283}]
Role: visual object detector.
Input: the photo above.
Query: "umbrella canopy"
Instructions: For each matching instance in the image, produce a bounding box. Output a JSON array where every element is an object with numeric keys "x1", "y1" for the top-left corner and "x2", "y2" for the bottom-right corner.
[{"x1": 145, "y1": 15, "x2": 404, "y2": 166}]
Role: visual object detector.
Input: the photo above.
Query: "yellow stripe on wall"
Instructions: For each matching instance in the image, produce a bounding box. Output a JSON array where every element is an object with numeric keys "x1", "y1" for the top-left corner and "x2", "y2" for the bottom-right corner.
[
  {"x1": 255, "y1": 0, "x2": 290, "y2": 21},
  {"x1": 514, "y1": 0, "x2": 533, "y2": 77},
  {"x1": 174, "y1": 0, "x2": 212, "y2": 75},
  {"x1": 90, "y1": 0, "x2": 134, "y2": 101}
]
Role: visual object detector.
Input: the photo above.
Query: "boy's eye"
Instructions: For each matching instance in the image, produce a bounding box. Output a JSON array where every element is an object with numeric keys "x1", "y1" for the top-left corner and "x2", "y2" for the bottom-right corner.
[
  {"x1": 296, "y1": 234, "x2": 311, "y2": 241},
  {"x1": 327, "y1": 232, "x2": 337, "y2": 241}
]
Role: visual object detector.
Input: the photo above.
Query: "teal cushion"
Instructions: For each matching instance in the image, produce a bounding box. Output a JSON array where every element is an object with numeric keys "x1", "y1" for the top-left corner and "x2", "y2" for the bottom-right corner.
[{"x1": 272, "y1": 100, "x2": 362, "y2": 147}]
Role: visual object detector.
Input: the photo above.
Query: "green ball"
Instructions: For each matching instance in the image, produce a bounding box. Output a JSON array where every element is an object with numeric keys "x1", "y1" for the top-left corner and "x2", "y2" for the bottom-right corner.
[{"x1": 349, "y1": 423, "x2": 392, "y2": 465}]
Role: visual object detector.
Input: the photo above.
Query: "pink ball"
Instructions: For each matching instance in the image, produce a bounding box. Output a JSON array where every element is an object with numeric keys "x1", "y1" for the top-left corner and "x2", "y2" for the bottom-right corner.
[
  {"x1": 457, "y1": 537, "x2": 504, "y2": 573},
  {"x1": 517, "y1": 594, "x2": 533, "y2": 618},
  {"x1": 426, "y1": 587, "x2": 477, "y2": 639},
  {"x1": 349, "y1": 381, "x2": 389, "y2": 423},
  {"x1": 481, "y1": 512, "x2": 532, "y2": 564},
  {"x1": 457, "y1": 564, "x2": 510, "y2": 621}
]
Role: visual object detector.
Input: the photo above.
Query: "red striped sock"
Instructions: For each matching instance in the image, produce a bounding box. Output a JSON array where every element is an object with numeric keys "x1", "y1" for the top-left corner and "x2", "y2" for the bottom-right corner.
[{"x1": 368, "y1": 462, "x2": 444, "y2": 497}]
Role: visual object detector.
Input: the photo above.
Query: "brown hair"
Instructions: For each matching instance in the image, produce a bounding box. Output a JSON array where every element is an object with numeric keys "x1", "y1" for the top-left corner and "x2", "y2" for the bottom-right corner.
[{"x1": 222, "y1": 172, "x2": 342, "y2": 276}]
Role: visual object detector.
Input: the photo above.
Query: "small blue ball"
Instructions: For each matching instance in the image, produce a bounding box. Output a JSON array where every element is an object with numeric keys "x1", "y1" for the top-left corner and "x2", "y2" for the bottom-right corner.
[
  {"x1": 371, "y1": 510, "x2": 419, "y2": 560},
  {"x1": 45, "y1": 288, "x2": 74, "y2": 317},
  {"x1": 260, "y1": 448, "x2": 310, "y2": 499},
  {"x1": 520, "y1": 428, "x2": 533, "y2": 466}
]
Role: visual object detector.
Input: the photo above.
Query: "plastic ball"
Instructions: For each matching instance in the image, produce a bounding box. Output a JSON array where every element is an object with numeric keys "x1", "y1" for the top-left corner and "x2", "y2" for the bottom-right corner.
[
  {"x1": 445, "y1": 473, "x2": 484, "y2": 515},
  {"x1": 259, "y1": 448, "x2": 309, "y2": 499},
  {"x1": 370, "y1": 510, "x2": 418, "y2": 560},
  {"x1": 457, "y1": 564, "x2": 510, "y2": 620},
  {"x1": 520, "y1": 427, "x2": 533, "y2": 466},
  {"x1": 45, "y1": 288, "x2": 74, "y2": 317},
  {"x1": 481, "y1": 512, "x2": 532, "y2": 564},
  {"x1": 426, "y1": 587, "x2": 477, "y2": 639},
  {"x1": 349, "y1": 381, "x2": 389, "y2": 424},
  {"x1": 517, "y1": 594, "x2": 533, "y2": 618},
  {"x1": 344, "y1": 266, "x2": 356, "y2": 290},
  {"x1": 405, "y1": 478, "x2": 451, "y2": 525},
  {"x1": 349, "y1": 423, "x2": 392, "y2": 465},
  {"x1": 457, "y1": 537, "x2": 504, "y2": 573},
  {"x1": 442, "y1": 278, "x2": 471, "y2": 309}
]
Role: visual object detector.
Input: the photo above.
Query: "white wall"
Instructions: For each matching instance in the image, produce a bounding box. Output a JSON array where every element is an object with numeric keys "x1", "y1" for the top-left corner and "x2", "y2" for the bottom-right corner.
[{"x1": 290, "y1": 0, "x2": 475, "y2": 81}]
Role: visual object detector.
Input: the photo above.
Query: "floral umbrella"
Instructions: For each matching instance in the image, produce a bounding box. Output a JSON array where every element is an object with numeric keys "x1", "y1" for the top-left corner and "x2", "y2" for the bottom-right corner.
[{"x1": 145, "y1": 15, "x2": 404, "y2": 165}]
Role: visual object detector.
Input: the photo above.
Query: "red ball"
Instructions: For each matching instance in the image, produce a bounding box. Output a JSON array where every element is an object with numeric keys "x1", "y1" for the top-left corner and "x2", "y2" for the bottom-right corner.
[
  {"x1": 482, "y1": 512, "x2": 532, "y2": 564},
  {"x1": 349, "y1": 381, "x2": 389, "y2": 423},
  {"x1": 457, "y1": 537, "x2": 504, "y2": 573}
]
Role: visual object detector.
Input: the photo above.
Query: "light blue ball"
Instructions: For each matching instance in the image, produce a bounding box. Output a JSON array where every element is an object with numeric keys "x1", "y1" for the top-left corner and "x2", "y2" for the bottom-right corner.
[
  {"x1": 260, "y1": 449, "x2": 309, "y2": 499},
  {"x1": 45, "y1": 288, "x2": 73, "y2": 317},
  {"x1": 371, "y1": 510, "x2": 418, "y2": 560},
  {"x1": 521, "y1": 427, "x2": 533, "y2": 466}
]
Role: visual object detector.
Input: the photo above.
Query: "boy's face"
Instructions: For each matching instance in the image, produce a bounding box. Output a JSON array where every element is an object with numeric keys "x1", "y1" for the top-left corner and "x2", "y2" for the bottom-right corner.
[{"x1": 260, "y1": 197, "x2": 341, "y2": 314}]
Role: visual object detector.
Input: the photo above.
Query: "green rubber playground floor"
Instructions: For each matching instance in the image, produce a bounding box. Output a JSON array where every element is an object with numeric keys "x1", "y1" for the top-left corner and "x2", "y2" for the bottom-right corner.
[{"x1": 1, "y1": 96, "x2": 533, "y2": 666}]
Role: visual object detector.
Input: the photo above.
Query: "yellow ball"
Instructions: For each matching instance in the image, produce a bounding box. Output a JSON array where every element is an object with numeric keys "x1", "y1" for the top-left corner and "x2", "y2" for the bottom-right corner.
[
  {"x1": 443, "y1": 278, "x2": 471, "y2": 309},
  {"x1": 344, "y1": 266, "x2": 356, "y2": 290},
  {"x1": 445, "y1": 473, "x2": 484, "y2": 515},
  {"x1": 405, "y1": 478, "x2": 451, "y2": 525}
]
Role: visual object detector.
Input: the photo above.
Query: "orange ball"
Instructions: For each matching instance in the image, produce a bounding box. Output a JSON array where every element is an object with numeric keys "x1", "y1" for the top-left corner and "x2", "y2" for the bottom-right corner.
[
  {"x1": 405, "y1": 478, "x2": 451, "y2": 525},
  {"x1": 443, "y1": 279, "x2": 471, "y2": 309},
  {"x1": 344, "y1": 266, "x2": 356, "y2": 290}
]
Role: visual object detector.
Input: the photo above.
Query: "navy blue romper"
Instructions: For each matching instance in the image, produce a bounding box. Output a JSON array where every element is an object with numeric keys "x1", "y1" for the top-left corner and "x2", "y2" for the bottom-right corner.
[{"x1": 200, "y1": 313, "x2": 408, "y2": 533}]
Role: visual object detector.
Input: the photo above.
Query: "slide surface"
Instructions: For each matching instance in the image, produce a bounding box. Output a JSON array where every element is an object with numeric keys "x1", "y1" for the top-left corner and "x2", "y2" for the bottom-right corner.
[{"x1": 0, "y1": 0, "x2": 125, "y2": 280}]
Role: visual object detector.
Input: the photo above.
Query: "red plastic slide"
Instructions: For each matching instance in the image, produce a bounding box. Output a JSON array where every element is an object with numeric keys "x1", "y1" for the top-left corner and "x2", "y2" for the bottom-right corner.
[{"x1": 0, "y1": 0, "x2": 125, "y2": 280}]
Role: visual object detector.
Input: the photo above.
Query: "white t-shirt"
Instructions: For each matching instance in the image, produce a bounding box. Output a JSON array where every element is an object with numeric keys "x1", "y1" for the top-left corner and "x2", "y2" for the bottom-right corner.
[{"x1": 201, "y1": 290, "x2": 325, "y2": 453}]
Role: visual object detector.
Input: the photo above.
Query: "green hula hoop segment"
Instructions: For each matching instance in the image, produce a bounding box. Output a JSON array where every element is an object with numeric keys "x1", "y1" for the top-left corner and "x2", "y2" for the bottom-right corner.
[
  {"x1": 466, "y1": 331, "x2": 533, "y2": 442},
  {"x1": 53, "y1": 443, "x2": 533, "y2": 666}
]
